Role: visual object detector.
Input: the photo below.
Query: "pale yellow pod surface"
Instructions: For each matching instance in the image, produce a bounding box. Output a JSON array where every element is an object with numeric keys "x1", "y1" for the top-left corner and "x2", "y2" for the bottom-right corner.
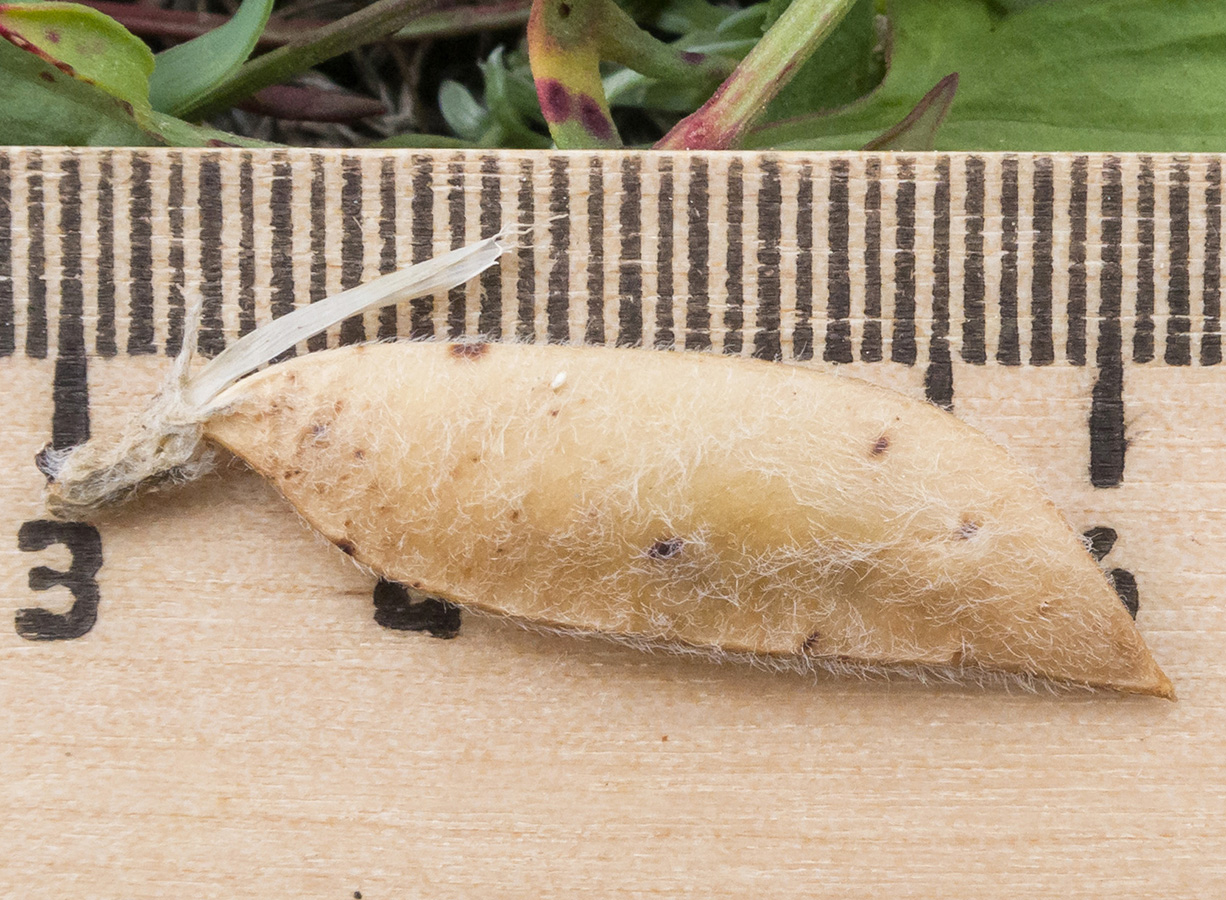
[{"x1": 204, "y1": 342, "x2": 1172, "y2": 697}]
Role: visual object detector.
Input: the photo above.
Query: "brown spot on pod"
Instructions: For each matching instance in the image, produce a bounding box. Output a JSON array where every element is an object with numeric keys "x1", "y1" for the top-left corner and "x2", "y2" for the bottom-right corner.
[
  {"x1": 38, "y1": 71, "x2": 55, "y2": 83},
  {"x1": 448, "y1": 342, "x2": 490, "y2": 361},
  {"x1": 803, "y1": 631, "x2": 822, "y2": 653},
  {"x1": 353, "y1": 449, "x2": 365, "y2": 460},
  {"x1": 955, "y1": 519, "x2": 980, "y2": 540},
  {"x1": 335, "y1": 539, "x2": 356, "y2": 556},
  {"x1": 647, "y1": 537, "x2": 685, "y2": 560},
  {"x1": 871, "y1": 435, "x2": 890, "y2": 457}
]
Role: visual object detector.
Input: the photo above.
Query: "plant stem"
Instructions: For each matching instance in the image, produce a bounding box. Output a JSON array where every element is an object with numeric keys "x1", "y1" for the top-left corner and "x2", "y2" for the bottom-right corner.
[
  {"x1": 392, "y1": 1, "x2": 530, "y2": 41},
  {"x1": 74, "y1": 0, "x2": 326, "y2": 48},
  {"x1": 655, "y1": 0, "x2": 857, "y2": 150},
  {"x1": 74, "y1": 0, "x2": 529, "y2": 50},
  {"x1": 178, "y1": 0, "x2": 529, "y2": 122},
  {"x1": 598, "y1": 0, "x2": 734, "y2": 87}
]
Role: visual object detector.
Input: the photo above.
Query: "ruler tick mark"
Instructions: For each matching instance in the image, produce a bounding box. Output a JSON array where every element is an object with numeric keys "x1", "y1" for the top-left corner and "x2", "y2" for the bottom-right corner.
[
  {"x1": 722, "y1": 158, "x2": 744, "y2": 355},
  {"x1": 340, "y1": 155, "x2": 367, "y2": 345},
  {"x1": 516, "y1": 158, "x2": 536, "y2": 343},
  {"x1": 891, "y1": 158, "x2": 916, "y2": 366},
  {"x1": 26, "y1": 150, "x2": 48, "y2": 359},
  {"x1": 447, "y1": 156, "x2": 467, "y2": 341},
  {"x1": 198, "y1": 154, "x2": 225, "y2": 357},
  {"x1": 926, "y1": 156, "x2": 953, "y2": 409},
  {"x1": 997, "y1": 156, "x2": 1021, "y2": 366},
  {"x1": 269, "y1": 151, "x2": 296, "y2": 357},
  {"x1": 1133, "y1": 157, "x2": 1156, "y2": 363},
  {"x1": 0, "y1": 153, "x2": 12, "y2": 357},
  {"x1": 961, "y1": 156, "x2": 986, "y2": 365},
  {"x1": 1164, "y1": 159, "x2": 1192, "y2": 366},
  {"x1": 585, "y1": 157, "x2": 605, "y2": 345},
  {"x1": 307, "y1": 155, "x2": 329, "y2": 352},
  {"x1": 166, "y1": 154, "x2": 186, "y2": 356},
  {"x1": 1066, "y1": 156, "x2": 1088, "y2": 366},
  {"x1": 409, "y1": 155, "x2": 435, "y2": 340},
  {"x1": 238, "y1": 154, "x2": 256, "y2": 338},
  {"x1": 95, "y1": 152, "x2": 117, "y2": 358},
  {"x1": 479, "y1": 155, "x2": 503, "y2": 340},
  {"x1": 1201, "y1": 160, "x2": 1222, "y2": 367},
  {"x1": 655, "y1": 157, "x2": 675, "y2": 350},
  {"x1": 1090, "y1": 157, "x2": 1126, "y2": 488},
  {"x1": 617, "y1": 156, "x2": 643, "y2": 348},
  {"x1": 685, "y1": 157, "x2": 710, "y2": 352},
  {"x1": 860, "y1": 158, "x2": 882, "y2": 363},
  {"x1": 1029, "y1": 156, "x2": 1055, "y2": 366},
  {"x1": 792, "y1": 163, "x2": 813, "y2": 361},
  {"x1": 753, "y1": 157, "x2": 782, "y2": 361},
  {"x1": 824, "y1": 158, "x2": 851, "y2": 364},
  {"x1": 378, "y1": 157, "x2": 399, "y2": 339},
  {"x1": 548, "y1": 156, "x2": 571, "y2": 344},
  {"x1": 54, "y1": 155, "x2": 89, "y2": 450}
]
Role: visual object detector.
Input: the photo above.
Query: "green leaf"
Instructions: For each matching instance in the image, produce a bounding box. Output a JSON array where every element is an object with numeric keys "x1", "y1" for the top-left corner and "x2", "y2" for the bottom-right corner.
[
  {"x1": 750, "y1": 0, "x2": 1226, "y2": 151},
  {"x1": 148, "y1": 0, "x2": 274, "y2": 116},
  {"x1": 862, "y1": 72, "x2": 957, "y2": 150},
  {"x1": 0, "y1": 0, "x2": 153, "y2": 106},
  {"x1": 0, "y1": 36, "x2": 160, "y2": 144},
  {"x1": 439, "y1": 79, "x2": 489, "y2": 142},
  {"x1": 0, "y1": 3, "x2": 275, "y2": 147},
  {"x1": 651, "y1": 0, "x2": 736, "y2": 34},
  {"x1": 481, "y1": 46, "x2": 547, "y2": 134}
]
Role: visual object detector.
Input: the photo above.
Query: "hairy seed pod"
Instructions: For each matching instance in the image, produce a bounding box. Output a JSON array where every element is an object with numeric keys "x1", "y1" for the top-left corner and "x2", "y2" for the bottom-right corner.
[{"x1": 201, "y1": 341, "x2": 1173, "y2": 698}]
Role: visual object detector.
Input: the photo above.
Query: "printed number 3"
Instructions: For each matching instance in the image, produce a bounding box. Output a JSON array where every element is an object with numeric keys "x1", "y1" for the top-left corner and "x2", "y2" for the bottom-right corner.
[{"x1": 16, "y1": 519, "x2": 103, "y2": 641}]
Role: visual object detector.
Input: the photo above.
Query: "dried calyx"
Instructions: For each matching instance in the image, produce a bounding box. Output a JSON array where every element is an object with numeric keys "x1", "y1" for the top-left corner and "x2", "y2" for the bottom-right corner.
[{"x1": 41, "y1": 232, "x2": 514, "y2": 517}]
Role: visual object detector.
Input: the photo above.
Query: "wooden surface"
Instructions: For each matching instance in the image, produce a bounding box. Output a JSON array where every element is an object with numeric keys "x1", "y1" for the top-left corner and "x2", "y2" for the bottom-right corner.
[{"x1": 1, "y1": 147, "x2": 1224, "y2": 896}]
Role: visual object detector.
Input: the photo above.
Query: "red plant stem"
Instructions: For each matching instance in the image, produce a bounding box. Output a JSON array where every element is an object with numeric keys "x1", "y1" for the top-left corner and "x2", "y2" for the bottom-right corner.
[
  {"x1": 74, "y1": 0, "x2": 530, "y2": 50},
  {"x1": 655, "y1": 0, "x2": 856, "y2": 150},
  {"x1": 74, "y1": 0, "x2": 326, "y2": 47}
]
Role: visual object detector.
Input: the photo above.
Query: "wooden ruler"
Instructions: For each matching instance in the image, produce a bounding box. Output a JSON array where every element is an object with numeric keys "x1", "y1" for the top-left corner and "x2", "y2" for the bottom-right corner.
[{"x1": 2, "y1": 147, "x2": 1223, "y2": 896}]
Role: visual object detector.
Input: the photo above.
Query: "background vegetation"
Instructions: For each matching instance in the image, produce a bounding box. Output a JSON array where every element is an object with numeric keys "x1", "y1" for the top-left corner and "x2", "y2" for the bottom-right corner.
[{"x1": 2, "y1": 0, "x2": 1225, "y2": 151}]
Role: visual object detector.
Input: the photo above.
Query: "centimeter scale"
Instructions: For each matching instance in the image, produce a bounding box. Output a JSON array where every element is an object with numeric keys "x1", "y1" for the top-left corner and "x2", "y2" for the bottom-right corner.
[{"x1": 1, "y1": 148, "x2": 1223, "y2": 897}]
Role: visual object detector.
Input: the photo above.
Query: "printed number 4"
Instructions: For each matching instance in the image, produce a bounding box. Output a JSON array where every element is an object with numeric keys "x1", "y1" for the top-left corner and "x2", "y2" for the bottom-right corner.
[
  {"x1": 16, "y1": 519, "x2": 103, "y2": 641},
  {"x1": 1084, "y1": 526, "x2": 1139, "y2": 619}
]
